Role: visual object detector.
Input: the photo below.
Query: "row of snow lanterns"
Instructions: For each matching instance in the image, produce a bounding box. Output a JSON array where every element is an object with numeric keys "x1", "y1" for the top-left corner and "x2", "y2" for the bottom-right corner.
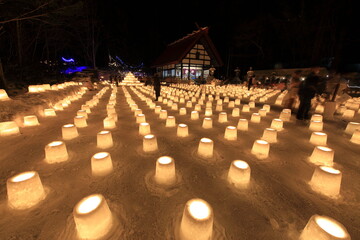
[
  {"x1": 28, "y1": 81, "x2": 79, "y2": 93},
  {"x1": 124, "y1": 86, "x2": 351, "y2": 240},
  {"x1": 0, "y1": 88, "x2": 88, "y2": 137}
]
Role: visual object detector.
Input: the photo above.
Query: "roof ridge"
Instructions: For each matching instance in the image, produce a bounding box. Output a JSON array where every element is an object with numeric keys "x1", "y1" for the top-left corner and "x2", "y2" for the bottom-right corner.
[{"x1": 168, "y1": 27, "x2": 208, "y2": 46}]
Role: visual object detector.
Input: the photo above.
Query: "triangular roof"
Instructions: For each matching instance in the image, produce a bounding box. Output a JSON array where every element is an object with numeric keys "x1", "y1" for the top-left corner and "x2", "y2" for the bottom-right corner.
[{"x1": 151, "y1": 27, "x2": 223, "y2": 68}]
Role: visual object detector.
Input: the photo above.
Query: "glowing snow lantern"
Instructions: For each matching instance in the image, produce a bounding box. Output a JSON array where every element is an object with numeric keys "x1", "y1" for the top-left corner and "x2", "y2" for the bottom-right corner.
[
  {"x1": 81, "y1": 104, "x2": 91, "y2": 113},
  {"x1": 177, "y1": 124, "x2": 188, "y2": 137},
  {"x1": 154, "y1": 156, "x2": 176, "y2": 185},
  {"x1": 263, "y1": 104, "x2": 271, "y2": 113},
  {"x1": 315, "y1": 104, "x2": 324, "y2": 114},
  {"x1": 224, "y1": 126, "x2": 237, "y2": 141},
  {"x1": 258, "y1": 109, "x2": 267, "y2": 117},
  {"x1": 91, "y1": 152, "x2": 113, "y2": 176},
  {"x1": 271, "y1": 119, "x2": 283, "y2": 131},
  {"x1": 350, "y1": 129, "x2": 360, "y2": 144},
  {"x1": 109, "y1": 112, "x2": 118, "y2": 122},
  {"x1": 171, "y1": 103, "x2": 178, "y2": 110},
  {"x1": 249, "y1": 101, "x2": 255, "y2": 108},
  {"x1": 45, "y1": 141, "x2": 68, "y2": 163},
  {"x1": 74, "y1": 116, "x2": 87, "y2": 128},
  {"x1": 159, "y1": 110, "x2": 168, "y2": 119},
  {"x1": 136, "y1": 114, "x2": 146, "y2": 124},
  {"x1": 139, "y1": 123, "x2": 151, "y2": 135},
  {"x1": 97, "y1": 131, "x2": 113, "y2": 149},
  {"x1": 250, "y1": 113, "x2": 261, "y2": 123},
  {"x1": 310, "y1": 166, "x2": 342, "y2": 197},
  {"x1": 7, "y1": 171, "x2": 45, "y2": 209},
  {"x1": 251, "y1": 140, "x2": 270, "y2": 159},
  {"x1": 342, "y1": 109, "x2": 355, "y2": 120},
  {"x1": 73, "y1": 194, "x2": 113, "y2": 239},
  {"x1": 242, "y1": 104, "x2": 250, "y2": 112},
  {"x1": 195, "y1": 104, "x2": 202, "y2": 111},
  {"x1": 44, "y1": 108, "x2": 56, "y2": 117},
  {"x1": 186, "y1": 101, "x2": 193, "y2": 108},
  {"x1": 103, "y1": 117, "x2": 116, "y2": 129},
  {"x1": 155, "y1": 105, "x2": 162, "y2": 114},
  {"x1": 62, "y1": 124, "x2": 78, "y2": 140},
  {"x1": 310, "y1": 146, "x2": 334, "y2": 166},
  {"x1": 309, "y1": 120, "x2": 323, "y2": 132},
  {"x1": 179, "y1": 108, "x2": 187, "y2": 115},
  {"x1": 237, "y1": 119, "x2": 248, "y2": 131},
  {"x1": 143, "y1": 134, "x2": 158, "y2": 152},
  {"x1": 206, "y1": 101, "x2": 212, "y2": 108},
  {"x1": 130, "y1": 103, "x2": 138, "y2": 111},
  {"x1": 232, "y1": 108, "x2": 240, "y2": 117},
  {"x1": 204, "y1": 107, "x2": 212, "y2": 117},
  {"x1": 300, "y1": 215, "x2": 351, "y2": 240},
  {"x1": 218, "y1": 112, "x2": 228, "y2": 123},
  {"x1": 279, "y1": 109, "x2": 291, "y2": 122},
  {"x1": 228, "y1": 101, "x2": 235, "y2": 108},
  {"x1": 337, "y1": 106, "x2": 347, "y2": 114},
  {"x1": 215, "y1": 104, "x2": 223, "y2": 112},
  {"x1": 134, "y1": 109, "x2": 142, "y2": 116},
  {"x1": 23, "y1": 115, "x2": 40, "y2": 126},
  {"x1": 311, "y1": 114, "x2": 323, "y2": 122},
  {"x1": 197, "y1": 138, "x2": 214, "y2": 158},
  {"x1": 0, "y1": 89, "x2": 10, "y2": 100},
  {"x1": 235, "y1": 98, "x2": 241, "y2": 105},
  {"x1": 180, "y1": 198, "x2": 213, "y2": 240},
  {"x1": 0, "y1": 121, "x2": 20, "y2": 136},
  {"x1": 202, "y1": 118, "x2": 213, "y2": 129},
  {"x1": 191, "y1": 111, "x2": 199, "y2": 120},
  {"x1": 77, "y1": 110, "x2": 88, "y2": 119},
  {"x1": 345, "y1": 122, "x2": 360, "y2": 135},
  {"x1": 227, "y1": 160, "x2": 251, "y2": 188},
  {"x1": 262, "y1": 128, "x2": 277, "y2": 143},
  {"x1": 309, "y1": 132, "x2": 327, "y2": 145},
  {"x1": 166, "y1": 116, "x2": 176, "y2": 127}
]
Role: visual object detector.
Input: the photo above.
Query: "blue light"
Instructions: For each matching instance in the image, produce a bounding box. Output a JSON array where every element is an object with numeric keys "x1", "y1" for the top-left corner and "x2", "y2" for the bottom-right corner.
[
  {"x1": 61, "y1": 66, "x2": 88, "y2": 75},
  {"x1": 62, "y1": 57, "x2": 75, "y2": 63}
]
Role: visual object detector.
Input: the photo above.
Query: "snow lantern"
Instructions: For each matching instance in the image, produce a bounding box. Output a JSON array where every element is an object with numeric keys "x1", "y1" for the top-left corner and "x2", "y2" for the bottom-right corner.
[
  {"x1": 143, "y1": 134, "x2": 158, "y2": 152},
  {"x1": 130, "y1": 104, "x2": 138, "y2": 111},
  {"x1": 315, "y1": 104, "x2": 324, "y2": 114},
  {"x1": 45, "y1": 141, "x2": 68, "y2": 163},
  {"x1": 191, "y1": 111, "x2": 199, "y2": 120},
  {"x1": 0, "y1": 121, "x2": 20, "y2": 136},
  {"x1": 224, "y1": 126, "x2": 237, "y2": 141},
  {"x1": 62, "y1": 124, "x2": 78, "y2": 140},
  {"x1": 155, "y1": 106, "x2": 162, "y2": 114},
  {"x1": 179, "y1": 108, "x2": 187, "y2": 115},
  {"x1": 23, "y1": 115, "x2": 40, "y2": 127},
  {"x1": 195, "y1": 104, "x2": 202, "y2": 111},
  {"x1": 228, "y1": 101, "x2": 235, "y2": 108},
  {"x1": 250, "y1": 113, "x2": 261, "y2": 123},
  {"x1": 350, "y1": 129, "x2": 360, "y2": 144},
  {"x1": 279, "y1": 109, "x2": 291, "y2": 122},
  {"x1": 77, "y1": 110, "x2": 88, "y2": 119},
  {"x1": 249, "y1": 101, "x2": 255, "y2": 108},
  {"x1": 310, "y1": 132, "x2": 327, "y2": 146},
  {"x1": 300, "y1": 215, "x2": 350, "y2": 240},
  {"x1": 74, "y1": 116, "x2": 87, "y2": 128},
  {"x1": 310, "y1": 166, "x2": 342, "y2": 197},
  {"x1": 262, "y1": 128, "x2": 277, "y2": 143},
  {"x1": 159, "y1": 110, "x2": 168, "y2": 120},
  {"x1": 103, "y1": 117, "x2": 116, "y2": 129},
  {"x1": 242, "y1": 104, "x2": 250, "y2": 112},
  {"x1": 97, "y1": 130, "x2": 113, "y2": 149},
  {"x1": 218, "y1": 112, "x2": 228, "y2": 123},
  {"x1": 109, "y1": 112, "x2": 118, "y2": 122},
  {"x1": 237, "y1": 119, "x2": 248, "y2": 131},
  {"x1": 309, "y1": 120, "x2": 323, "y2": 132},
  {"x1": 166, "y1": 116, "x2": 176, "y2": 127},
  {"x1": 251, "y1": 140, "x2": 270, "y2": 159},
  {"x1": 202, "y1": 118, "x2": 213, "y2": 129},
  {"x1": 310, "y1": 146, "x2": 334, "y2": 166},
  {"x1": 0, "y1": 89, "x2": 10, "y2": 100},
  {"x1": 7, "y1": 171, "x2": 45, "y2": 209},
  {"x1": 197, "y1": 138, "x2": 214, "y2": 158},
  {"x1": 258, "y1": 109, "x2": 267, "y2": 117},
  {"x1": 179, "y1": 198, "x2": 213, "y2": 240},
  {"x1": 342, "y1": 109, "x2": 355, "y2": 120},
  {"x1": 91, "y1": 152, "x2": 113, "y2": 176},
  {"x1": 73, "y1": 194, "x2": 113, "y2": 239},
  {"x1": 311, "y1": 114, "x2": 323, "y2": 122},
  {"x1": 232, "y1": 108, "x2": 240, "y2": 117},
  {"x1": 186, "y1": 101, "x2": 193, "y2": 108},
  {"x1": 206, "y1": 101, "x2": 212, "y2": 108},
  {"x1": 171, "y1": 103, "x2": 178, "y2": 111},
  {"x1": 227, "y1": 160, "x2": 251, "y2": 188},
  {"x1": 81, "y1": 104, "x2": 91, "y2": 114},
  {"x1": 235, "y1": 98, "x2": 241, "y2": 105},
  {"x1": 215, "y1": 104, "x2": 223, "y2": 112},
  {"x1": 271, "y1": 119, "x2": 283, "y2": 131},
  {"x1": 134, "y1": 109, "x2": 142, "y2": 116},
  {"x1": 344, "y1": 122, "x2": 360, "y2": 135},
  {"x1": 139, "y1": 123, "x2": 151, "y2": 136},
  {"x1": 136, "y1": 114, "x2": 146, "y2": 124},
  {"x1": 154, "y1": 156, "x2": 176, "y2": 185},
  {"x1": 177, "y1": 124, "x2": 188, "y2": 137},
  {"x1": 204, "y1": 107, "x2": 212, "y2": 117},
  {"x1": 44, "y1": 108, "x2": 56, "y2": 117}
]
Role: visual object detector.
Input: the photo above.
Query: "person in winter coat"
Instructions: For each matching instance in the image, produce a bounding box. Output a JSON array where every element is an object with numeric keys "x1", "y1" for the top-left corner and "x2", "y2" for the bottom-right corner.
[
  {"x1": 153, "y1": 74, "x2": 161, "y2": 101},
  {"x1": 284, "y1": 70, "x2": 302, "y2": 109},
  {"x1": 296, "y1": 68, "x2": 322, "y2": 120}
]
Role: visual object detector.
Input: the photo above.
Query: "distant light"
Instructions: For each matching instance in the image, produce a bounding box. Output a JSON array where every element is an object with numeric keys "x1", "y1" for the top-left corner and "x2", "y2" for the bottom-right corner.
[{"x1": 61, "y1": 57, "x2": 75, "y2": 63}]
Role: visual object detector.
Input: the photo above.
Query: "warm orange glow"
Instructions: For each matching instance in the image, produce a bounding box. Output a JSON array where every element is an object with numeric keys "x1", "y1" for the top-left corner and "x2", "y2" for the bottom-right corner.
[
  {"x1": 251, "y1": 140, "x2": 270, "y2": 159},
  {"x1": 0, "y1": 121, "x2": 20, "y2": 136},
  {"x1": 91, "y1": 152, "x2": 113, "y2": 176},
  {"x1": 224, "y1": 126, "x2": 237, "y2": 140},
  {"x1": 143, "y1": 134, "x2": 158, "y2": 152},
  {"x1": 23, "y1": 115, "x2": 40, "y2": 126},
  {"x1": 155, "y1": 156, "x2": 176, "y2": 185},
  {"x1": 62, "y1": 124, "x2": 78, "y2": 140},
  {"x1": 45, "y1": 141, "x2": 68, "y2": 163},
  {"x1": 97, "y1": 130, "x2": 113, "y2": 149},
  {"x1": 237, "y1": 119, "x2": 248, "y2": 131},
  {"x1": 228, "y1": 160, "x2": 251, "y2": 188},
  {"x1": 177, "y1": 123, "x2": 189, "y2": 137},
  {"x1": 197, "y1": 138, "x2": 214, "y2": 158}
]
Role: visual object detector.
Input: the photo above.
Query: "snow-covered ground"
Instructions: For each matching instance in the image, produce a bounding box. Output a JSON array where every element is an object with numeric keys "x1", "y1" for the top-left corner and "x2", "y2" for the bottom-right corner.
[{"x1": 0, "y1": 84, "x2": 359, "y2": 240}]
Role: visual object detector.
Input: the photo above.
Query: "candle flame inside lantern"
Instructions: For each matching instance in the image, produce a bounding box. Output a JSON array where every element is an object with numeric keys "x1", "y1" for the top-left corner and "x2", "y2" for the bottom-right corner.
[
  {"x1": 77, "y1": 195, "x2": 102, "y2": 214},
  {"x1": 315, "y1": 216, "x2": 346, "y2": 238},
  {"x1": 12, "y1": 172, "x2": 35, "y2": 182},
  {"x1": 189, "y1": 200, "x2": 211, "y2": 220}
]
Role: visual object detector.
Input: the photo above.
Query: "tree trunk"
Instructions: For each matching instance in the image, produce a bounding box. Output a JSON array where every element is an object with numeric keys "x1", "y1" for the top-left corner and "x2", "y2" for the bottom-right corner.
[{"x1": 0, "y1": 58, "x2": 7, "y2": 90}]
